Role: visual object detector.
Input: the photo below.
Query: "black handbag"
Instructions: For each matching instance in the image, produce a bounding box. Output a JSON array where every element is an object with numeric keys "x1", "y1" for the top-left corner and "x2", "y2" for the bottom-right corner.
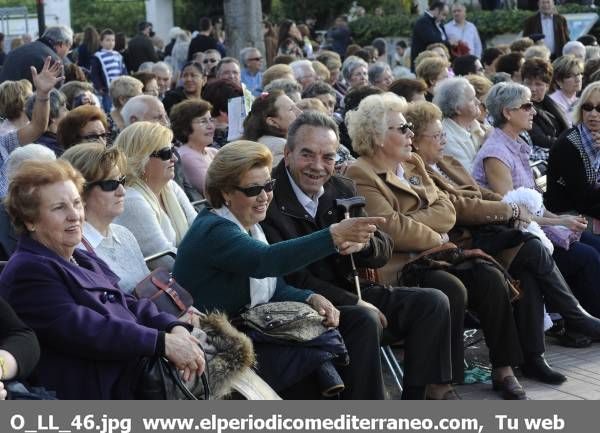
[{"x1": 134, "y1": 355, "x2": 210, "y2": 400}]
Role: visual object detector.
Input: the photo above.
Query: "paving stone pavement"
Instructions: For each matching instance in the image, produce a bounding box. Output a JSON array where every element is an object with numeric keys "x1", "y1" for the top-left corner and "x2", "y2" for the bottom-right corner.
[{"x1": 383, "y1": 334, "x2": 600, "y2": 400}]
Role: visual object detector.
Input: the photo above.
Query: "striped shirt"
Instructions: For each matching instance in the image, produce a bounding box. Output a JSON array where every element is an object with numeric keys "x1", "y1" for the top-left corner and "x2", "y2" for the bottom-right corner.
[{"x1": 94, "y1": 50, "x2": 125, "y2": 85}]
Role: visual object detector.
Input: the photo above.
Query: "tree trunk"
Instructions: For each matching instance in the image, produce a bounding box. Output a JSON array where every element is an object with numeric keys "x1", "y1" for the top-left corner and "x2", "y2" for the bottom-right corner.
[{"x1": 223, "y1": 0, "x2": 265, "y2": 60}]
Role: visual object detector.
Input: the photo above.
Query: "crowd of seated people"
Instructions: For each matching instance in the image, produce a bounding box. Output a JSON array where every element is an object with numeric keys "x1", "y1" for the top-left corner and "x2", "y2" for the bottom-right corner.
[{"x1": 3, "y1": 10, "x2": 600, "y2": 402}]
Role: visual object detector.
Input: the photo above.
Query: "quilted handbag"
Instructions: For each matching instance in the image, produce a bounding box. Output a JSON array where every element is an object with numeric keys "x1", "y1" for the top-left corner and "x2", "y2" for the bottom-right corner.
[{"x1": 237, "y1": 301, "x2": 329, "y2": 342}]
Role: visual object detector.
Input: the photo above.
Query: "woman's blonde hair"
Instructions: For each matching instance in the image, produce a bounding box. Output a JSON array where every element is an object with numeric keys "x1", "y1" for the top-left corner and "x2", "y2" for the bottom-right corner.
[
  {"x1": 5, "y1": 160, "x2": 85, "y2": 234},
  {"x1": 345, "y1": 92, "x2": 407, "y2": 157},
  {"x1": 404, "y1": 101, "x2": 443, "y2": 139},
  {"x1": 0, "y1": 80, "x2": 29, "y2": 120},
  {"x1": 61, "y1": 142, "x2": 127, "y2": 198},
  {"x1": 114, "y1": 121, "x2": 173, "y2": 182},
  {"x1": 465, "y1": 74, "x2": 493, "y2": 99},
  {"x1": 205, "y1": 141, "x2": 272, "y2": 208},
  {"x1": 573, "y1": 81, "x2": 600, "y2": 126},
  {"x1": 415, "y1": 57, "x2": 448, "y2": 87}
]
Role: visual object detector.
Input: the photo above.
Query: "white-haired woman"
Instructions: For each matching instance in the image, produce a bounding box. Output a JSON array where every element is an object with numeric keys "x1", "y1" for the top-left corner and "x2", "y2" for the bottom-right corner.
[
  {"x1": 341, "y1": 56, "x2": 369, "y2": 93},
  {"x1": 114, "y1": 121, "x2": 196, "y2": 270},
  {"x1": 434, "y1": 77, "x2": 485, "y2": 172}
]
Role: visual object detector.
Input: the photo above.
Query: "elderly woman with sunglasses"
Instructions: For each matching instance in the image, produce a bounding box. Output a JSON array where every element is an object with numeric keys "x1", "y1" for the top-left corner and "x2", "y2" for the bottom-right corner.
[
  {"x1": 173, "y1": 141, "x2": 384, "y2": 398},
  {"x1": 62, "y1": 142, "x2": 149, "y2": 294},
  {"x1": 345, "y1": 93, "x2": 527, "y2": 400},
  {"x1": 114, "y1": 122, "x2": 196, "y2": 270},
  {"x1": 56, "y1": 105, "x2": 108, "y2": 151},
  {"x1": 473, "y1": 82, "x2": 600, "y2": 326}
]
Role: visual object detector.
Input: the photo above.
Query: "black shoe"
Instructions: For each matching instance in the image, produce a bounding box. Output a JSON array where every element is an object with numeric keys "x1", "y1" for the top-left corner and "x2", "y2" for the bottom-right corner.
[
  {"x1": 521, "y1": 356, "x2": 567, "y2": 384},
  {"x1": 492, "y1": 376, "x2": 527, "y2": 400}
]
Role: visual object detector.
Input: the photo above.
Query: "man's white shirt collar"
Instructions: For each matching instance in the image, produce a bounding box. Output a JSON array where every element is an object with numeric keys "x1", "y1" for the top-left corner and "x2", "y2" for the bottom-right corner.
[{"x1": 286, "y1": 168, "x2": 325, "y2": 219}]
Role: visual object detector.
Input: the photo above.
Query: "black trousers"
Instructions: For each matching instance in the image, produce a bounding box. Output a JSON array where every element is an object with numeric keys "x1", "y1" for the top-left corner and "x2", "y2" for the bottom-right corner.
[
  {"x1": 419, "y1": 265, "x2": 523, "y2": 384},
  {"x1": 336, "y1": 305, "x2": 385, "y2": 400},
  {"x1": 509, "y1": 238, "x2": 600, "y2": 359},
  {"x1": 362, "y1": 285, "x2": 453, "y2": 387}
]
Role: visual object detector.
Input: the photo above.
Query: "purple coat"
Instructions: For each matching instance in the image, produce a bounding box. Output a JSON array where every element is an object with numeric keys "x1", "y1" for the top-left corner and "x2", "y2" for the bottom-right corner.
[{"x1": 0, "y1": 235, "x2": 180, "y2": 399}]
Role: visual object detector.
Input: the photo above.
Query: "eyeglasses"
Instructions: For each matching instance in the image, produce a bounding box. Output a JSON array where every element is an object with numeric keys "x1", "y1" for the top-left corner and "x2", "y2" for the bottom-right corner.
[
  {"x1": 235, "y1": 179, "x2": 276, "y2": 197},
  {"x1": 150, "y1": 146, "x2": 175, "y2": 161},
  {"x1": 388, "y1": 122, "x2": 414, "y2": 134},
  {"x1": 582, "y1": 103, "x2": 600, "y2": 113},
  {"x1": 85, "y1": 176, "x2": 127, "y2": 192},
  {"x1": 421, "y1": 131, "x2": 447, "y2": 141},
  {"x1": 80, "y1": 132, "x2": 108, "y2": 141},
  {"x1": 203, "y1": 58, "x2": 218, "y2": 64},
  {"x1": 247, "y1": 57, "x2": 263, "y2": 62}
]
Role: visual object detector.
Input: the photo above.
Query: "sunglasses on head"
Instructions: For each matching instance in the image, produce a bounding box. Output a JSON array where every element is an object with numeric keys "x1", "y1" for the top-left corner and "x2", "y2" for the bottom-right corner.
[
  {"x1": 235, "y1": 179, "x2": 276, "y2": 197},
  {"x1": 85, "y1": 176, "x2": 126, "y2": 192},
  {"x1": 582, "y1": 103, "x2": 600, "y2": 113},
  {"x1": 150, "y1": 147, "x2": 175, "y2": 161}
]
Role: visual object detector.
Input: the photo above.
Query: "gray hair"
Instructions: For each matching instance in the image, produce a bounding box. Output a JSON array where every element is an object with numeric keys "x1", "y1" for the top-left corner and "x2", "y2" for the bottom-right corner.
[
  {"x1": 524, "y1": 45, "x2": 551, "y2": 61},
  {"x1": 432, "y1": 77, "x2": 474, "y2": 118},
  {"x1": 562, "y1": 41, "x2": 586, "y2": 59},
  {"x1": 302, "y1": 81, "x2": 336, "y2": 98},
  {"x1": 6, "y1": 144, "x2": 56, "y2": 179},
  {"x1": 215, "y1": 57, "x2": 240, "y2": 76},
  {"x1": 121, "y1": 94, "x2": 161, "y2": 127},
  {"x1": 485, "y1": 82, "x2": 531, "y2": 127},
  {"x1": 42, "y1": 25, "x2": 73, "y2": 45},
  {"x1": 152, "y1": 61, "x2": 172, "y2": 75},
  {"x1": 289, "y1": 59, "x2": 315, "y2": 79},
  {"x1": 263, "y1": 78, "x2": 302, "y2": 102},
  {"x1": 240, "y1": 47, "x2": 260, "y2": 67},
  {"x1": 341, "y1": 56, "x2": 368, "y2": 82},
  {"x1": 586, "y1": 45, "x2": 600, "y2": 62},
  {"x1": 25, "y1": 89, "x2": 66, "y2": 122},
  {"x1": 368, "y1": 62, "x2": 392, "y2": 85},
  {"x1": 286, "y1": 110, "x2": 339, "y2": 151},
  {"x1": 137, "y1": 61, "x2": 155, "y2": 72}
]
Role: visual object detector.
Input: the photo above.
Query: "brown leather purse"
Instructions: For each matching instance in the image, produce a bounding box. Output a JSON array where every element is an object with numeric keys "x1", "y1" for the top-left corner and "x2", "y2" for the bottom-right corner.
[
  {"x1": 134, "y1": 268, "x2": 194, "y2": 318},
  {"x1": 80, "y1": 236, "x2": 194, "y2": 318}
]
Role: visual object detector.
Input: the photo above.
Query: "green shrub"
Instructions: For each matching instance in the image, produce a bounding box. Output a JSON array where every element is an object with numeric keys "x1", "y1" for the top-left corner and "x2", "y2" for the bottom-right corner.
[{"x1": 349, "y1": 5, "x2": 598, "y2": 46}]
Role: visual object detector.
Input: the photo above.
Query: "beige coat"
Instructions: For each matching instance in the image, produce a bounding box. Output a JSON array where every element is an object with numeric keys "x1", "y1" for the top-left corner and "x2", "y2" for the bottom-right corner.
[
  {"x1": 346, "y1": 153, "x2": 456, "y2": 253},
  {"x1": 428, "y1": 155, "x2": 513, "y2": 226}
]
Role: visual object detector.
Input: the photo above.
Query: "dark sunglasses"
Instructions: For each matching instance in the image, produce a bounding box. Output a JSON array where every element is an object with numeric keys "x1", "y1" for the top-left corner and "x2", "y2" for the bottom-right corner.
[
  {"x1": 582, "y1": 103, "x2": 600, "y2": 113},
  {"x1": 150, "y1": 147, "x2": 175, "y2": 161},
  {"x1": 85, "y1": 176, "x2": 127, "y2": 192},
  {"x1": 235, "y1": 179, "x2": 276, "y2": 197},
  {"x1": 203, "y1": 58, "x2": 218, "y2": 64},
  {"x1": 388, "y1": 122, "x2": 414, "y2": 134},
  {"x1": 248, "y1": 57, "x2": 263, "y2": 61},
  {"x1": 515, "y1": 102, "x2": 534, "y2": 111}
]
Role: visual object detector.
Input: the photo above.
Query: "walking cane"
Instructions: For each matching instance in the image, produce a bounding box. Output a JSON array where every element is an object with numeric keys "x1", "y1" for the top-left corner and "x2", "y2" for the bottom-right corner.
[{"x1": 335, "y1": 197, "x2": 367, "y2": 301}]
